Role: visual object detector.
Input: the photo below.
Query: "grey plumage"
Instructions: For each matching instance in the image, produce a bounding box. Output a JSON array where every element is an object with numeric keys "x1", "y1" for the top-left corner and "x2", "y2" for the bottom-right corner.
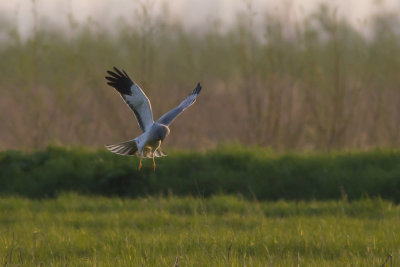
[
  {"x1": 105, "y1": 67, "x2": 202, "y2": 170},
  {"x1": 157, "y1": 83, "x2": 202, "y2": 126},
  {"x1": 105, "y1": 67, "x2": 153, "y2": 132}
]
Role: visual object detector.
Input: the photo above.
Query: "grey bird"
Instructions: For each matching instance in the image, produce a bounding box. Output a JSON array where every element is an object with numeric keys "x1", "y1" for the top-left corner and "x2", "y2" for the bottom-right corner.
[{"x1": 105, "y1": 67, "x2": 202, "y2": 171}]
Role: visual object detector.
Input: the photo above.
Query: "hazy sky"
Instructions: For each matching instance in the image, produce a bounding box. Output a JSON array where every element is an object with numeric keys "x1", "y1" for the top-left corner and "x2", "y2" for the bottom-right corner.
[{"x1": 0, "y1": 0, "x2": 398, "y2": 37}]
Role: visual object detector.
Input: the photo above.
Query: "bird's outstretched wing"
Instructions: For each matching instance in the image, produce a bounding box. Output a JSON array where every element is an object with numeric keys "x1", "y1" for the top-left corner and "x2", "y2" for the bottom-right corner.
[
  {"x1": 105, "y1": 67, "x2": 154, "y2": 132},
  {"x1": 156, "y1": 83, "x2": 202, "y2": 126}
]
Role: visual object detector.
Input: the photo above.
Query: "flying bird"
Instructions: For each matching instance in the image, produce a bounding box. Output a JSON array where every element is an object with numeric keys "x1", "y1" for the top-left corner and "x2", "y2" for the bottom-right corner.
[{"x1": 105, "y1": 67, "x2": 202, "y2": 171}]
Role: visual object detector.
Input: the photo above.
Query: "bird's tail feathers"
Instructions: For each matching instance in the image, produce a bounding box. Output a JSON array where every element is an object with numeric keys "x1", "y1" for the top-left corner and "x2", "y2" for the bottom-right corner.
[{"x1": 105, "y1": 139, "x2": 138, "y2": 156}]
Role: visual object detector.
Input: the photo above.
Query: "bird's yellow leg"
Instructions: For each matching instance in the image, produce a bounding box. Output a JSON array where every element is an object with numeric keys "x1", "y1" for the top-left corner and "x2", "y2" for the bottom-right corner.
[
  {"x1": 138, "y1": 157, "x2": 142, "y2": 171},
  {"x1": 152, "y1": 153, "x2": 156, "y2": 172}
]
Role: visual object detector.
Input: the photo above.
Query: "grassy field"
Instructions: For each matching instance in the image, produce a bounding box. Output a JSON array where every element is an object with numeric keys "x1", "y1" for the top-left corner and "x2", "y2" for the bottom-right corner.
[{"x1": 0, "y1": 194, "x2": 398, "y2": 266}]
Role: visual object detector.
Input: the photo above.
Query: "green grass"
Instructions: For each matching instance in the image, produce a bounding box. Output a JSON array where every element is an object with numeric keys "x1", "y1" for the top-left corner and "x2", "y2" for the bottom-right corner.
[{"x1": 0, "y1": 194, "x2": 398, "y2": 266}]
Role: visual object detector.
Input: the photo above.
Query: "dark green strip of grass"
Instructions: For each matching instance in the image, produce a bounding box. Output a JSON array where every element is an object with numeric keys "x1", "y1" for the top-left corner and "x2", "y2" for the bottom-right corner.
[{"x1": 1, "y1": 145, "x2": 400, "y2": 201}]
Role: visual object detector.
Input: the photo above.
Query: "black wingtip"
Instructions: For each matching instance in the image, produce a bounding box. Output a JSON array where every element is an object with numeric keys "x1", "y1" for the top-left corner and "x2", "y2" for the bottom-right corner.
[
  {"x1": 105, "y1": 67, "x2": 134, "y2": 95},
  {"x1": 193, "y1": 82, "x2": 202, "y2": 94}
]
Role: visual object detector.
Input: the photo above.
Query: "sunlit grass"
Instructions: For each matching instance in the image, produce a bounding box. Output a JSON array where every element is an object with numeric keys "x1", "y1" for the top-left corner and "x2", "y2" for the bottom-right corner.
[{"x1": 0, "y1": 194, "x2": 398, "y2": 266}]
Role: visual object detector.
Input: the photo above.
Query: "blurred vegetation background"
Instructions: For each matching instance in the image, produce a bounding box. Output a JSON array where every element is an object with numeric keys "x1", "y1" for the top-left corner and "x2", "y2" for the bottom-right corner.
[{"x1": 1, "y1": 1, "x2": 400, "y2": 152}]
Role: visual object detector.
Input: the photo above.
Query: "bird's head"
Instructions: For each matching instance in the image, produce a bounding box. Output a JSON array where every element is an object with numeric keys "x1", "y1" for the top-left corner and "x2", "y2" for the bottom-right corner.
[{"x1": 158, "y1": 125, "x2": 170, "y2": 141}]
